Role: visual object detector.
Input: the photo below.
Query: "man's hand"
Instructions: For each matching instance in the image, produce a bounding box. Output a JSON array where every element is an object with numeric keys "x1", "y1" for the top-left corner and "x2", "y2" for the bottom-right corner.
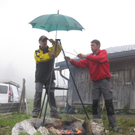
[
  {"x1": 51, "y1": 50, "x2": 55, "y2": 56},
  {"x1": 77, "y1": 53, "x2": 87, "y2": 59},
  {"x1": 65, "y1": 56, "x2": 72, "y2": 62},
  {"x1": 49, "y1": 39, "x2": 55, "y2": 44}
]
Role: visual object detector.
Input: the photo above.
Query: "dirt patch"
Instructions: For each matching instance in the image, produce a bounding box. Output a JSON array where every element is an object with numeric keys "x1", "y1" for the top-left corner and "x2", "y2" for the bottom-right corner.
[{"x1": 115, "y1": 115, "x2": 135, "y2": 120}]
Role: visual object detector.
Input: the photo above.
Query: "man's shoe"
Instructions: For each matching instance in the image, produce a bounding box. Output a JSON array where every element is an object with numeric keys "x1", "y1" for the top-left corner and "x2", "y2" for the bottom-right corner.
[
  {"x1": 32, "y1": 112, "x2": 39, "y2": 118},
  {"x1": 112, "y1": 126, "x2": 119, "y2": 132},
  {"x1": 50, "y1": 113, "x2": 61, "y2": 119}
]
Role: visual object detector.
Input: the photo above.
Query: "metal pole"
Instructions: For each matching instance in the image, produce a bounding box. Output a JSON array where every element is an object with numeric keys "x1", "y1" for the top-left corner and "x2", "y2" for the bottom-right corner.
[
  {"x1": 39, "y1": 90, "x2": 47, "y2": 118},
  {"x1": 60, "y1": 41, "x2": 90, "y2": 120},
  {"x1": 42, "y1": 39, "x2": 59, "y2": 126}
]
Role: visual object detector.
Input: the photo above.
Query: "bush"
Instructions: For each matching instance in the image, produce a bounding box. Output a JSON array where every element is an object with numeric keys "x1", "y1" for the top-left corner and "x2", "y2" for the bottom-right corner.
[{"x1": 77, "y1": 105, "x2": 92, "y2": 114}]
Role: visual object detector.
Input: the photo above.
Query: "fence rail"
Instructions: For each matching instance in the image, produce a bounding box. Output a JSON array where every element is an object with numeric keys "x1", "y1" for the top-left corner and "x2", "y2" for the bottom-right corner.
[{"x1": 0, "y1": 102, "x2": 26, "y2": 113}]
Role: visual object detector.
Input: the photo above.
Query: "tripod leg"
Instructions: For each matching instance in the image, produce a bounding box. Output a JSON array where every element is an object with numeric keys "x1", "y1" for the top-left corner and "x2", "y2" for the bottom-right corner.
[
  {"x1": 42, "y1": 39, "x2": 59, "y2": 126},
  {"x1": 39, "y1": 90, "x2": 47, "y2": 118},
  {"x1": 60, "y1": 41, "x2": 89, "y2": 120}
]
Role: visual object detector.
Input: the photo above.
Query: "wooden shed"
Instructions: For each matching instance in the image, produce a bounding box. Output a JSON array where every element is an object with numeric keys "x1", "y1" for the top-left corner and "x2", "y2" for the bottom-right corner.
[{"x1": 55, "y1": 44, "x2": 135, "y2": 110}]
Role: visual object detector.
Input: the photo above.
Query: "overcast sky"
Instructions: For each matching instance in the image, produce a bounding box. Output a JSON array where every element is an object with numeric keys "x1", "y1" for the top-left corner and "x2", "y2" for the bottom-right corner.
[{"x1": 0, "y1": 0, "x2": 135, "y2": 98}]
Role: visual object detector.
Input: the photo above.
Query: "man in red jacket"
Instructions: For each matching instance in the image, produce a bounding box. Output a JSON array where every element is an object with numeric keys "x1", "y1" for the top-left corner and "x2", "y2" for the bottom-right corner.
[{"x1": 66, "y1": 39, "x2": 118, "y2": 132}]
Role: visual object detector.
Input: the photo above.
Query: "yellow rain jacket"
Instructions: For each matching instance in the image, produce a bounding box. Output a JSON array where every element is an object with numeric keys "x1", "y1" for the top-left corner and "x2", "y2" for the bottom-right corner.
[{"x1": 34, "y1": 42, "x2": 62, "y2": 83}]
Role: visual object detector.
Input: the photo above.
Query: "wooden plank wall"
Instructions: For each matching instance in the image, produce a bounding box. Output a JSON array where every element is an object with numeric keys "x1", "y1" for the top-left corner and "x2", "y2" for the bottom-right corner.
[
  {"x1": 67, "y1": 56, "x2": 135, "y2": 110},
  {"x1": 73, "y1": 68, "x2": 92, "y2": 104},
  {"x1": 68, "y1": 68, "x2": 75, "y2": 106},
  {"x1": 109, "y1": 56, "x2": 135, "y2": 109}
]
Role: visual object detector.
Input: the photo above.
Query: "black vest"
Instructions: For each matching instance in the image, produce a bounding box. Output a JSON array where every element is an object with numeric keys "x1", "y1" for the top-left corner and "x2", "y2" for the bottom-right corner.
[{"x1": 35, "y1": 46, "x2": 55, "y2": 84}]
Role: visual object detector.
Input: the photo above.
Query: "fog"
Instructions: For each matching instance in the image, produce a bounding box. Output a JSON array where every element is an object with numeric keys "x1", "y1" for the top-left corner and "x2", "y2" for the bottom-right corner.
[{"x1": 0, "y1": 0, "x2": 135, "y2": 98}]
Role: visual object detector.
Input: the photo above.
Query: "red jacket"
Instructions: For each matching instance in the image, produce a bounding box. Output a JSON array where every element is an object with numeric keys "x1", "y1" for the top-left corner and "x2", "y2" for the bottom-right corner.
[{"x1": 71, "y1": 49, "x2": 111, "y2": 81}]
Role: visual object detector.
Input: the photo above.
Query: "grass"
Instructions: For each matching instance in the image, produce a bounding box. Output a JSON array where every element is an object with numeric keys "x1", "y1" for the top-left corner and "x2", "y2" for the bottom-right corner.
[
  {"x1": 101, "y1": 115, "x2": 135, "y2": 135},
  {"x1": 27, "y1": 98, "x2": 33, "y2": 110},
  {"x1": 0, "y1": 112, "x2": 32, "y2": 135}
]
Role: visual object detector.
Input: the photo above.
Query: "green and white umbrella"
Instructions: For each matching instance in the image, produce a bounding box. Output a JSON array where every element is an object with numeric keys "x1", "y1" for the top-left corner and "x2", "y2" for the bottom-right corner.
[{"x1": 29, "y1": 13, "x2": 84, "y2": 32}]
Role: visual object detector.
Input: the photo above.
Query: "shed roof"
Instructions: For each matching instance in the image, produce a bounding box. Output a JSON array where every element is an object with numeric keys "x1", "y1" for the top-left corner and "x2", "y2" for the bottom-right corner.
[
  {"x1": 106, "y1": 44, "x2": 135, "y2": 54},
  {"x1": 56, "y1": 44, "x2": 135, "y2": 67}
]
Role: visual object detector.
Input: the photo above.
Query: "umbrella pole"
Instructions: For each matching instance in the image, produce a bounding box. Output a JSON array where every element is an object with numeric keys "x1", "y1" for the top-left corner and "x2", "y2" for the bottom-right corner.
[
  {"x1": 55, "y1": 30, "x2": 57, "y2": 39},
  {"x1": 60, "y1": 40, "x2": 90, "y2": 120},
  {"x1": 42, "y1": 39, "x2": 59, "y2": 126}
]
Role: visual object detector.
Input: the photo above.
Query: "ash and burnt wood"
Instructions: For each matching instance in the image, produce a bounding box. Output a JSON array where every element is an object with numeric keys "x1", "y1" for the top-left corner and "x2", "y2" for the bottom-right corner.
[
  {"x1": 46, "y1": 117, "x2": 85, "y2": 130},
  {"x1": 62, "y1": 133, "x2": 85, "y2": 135},
  {"x1": 44, "y1": 117, "x2": 86, "y2": 134},
  {"x1": 44, "y1": 123, "x2": 55, "y2": 128}
]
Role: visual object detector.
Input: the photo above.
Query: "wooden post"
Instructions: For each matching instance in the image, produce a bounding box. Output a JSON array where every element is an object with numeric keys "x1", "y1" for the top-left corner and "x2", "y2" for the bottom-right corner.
[
  {"x1": 25, "y1": 80, "x2": 28, "y2": 115},
  {"x1": 18, "y1": 79, "x2": 27, "y2": 113},
  {"x1": 22, "y1": 79, "x2": 25, "y2": 112}
]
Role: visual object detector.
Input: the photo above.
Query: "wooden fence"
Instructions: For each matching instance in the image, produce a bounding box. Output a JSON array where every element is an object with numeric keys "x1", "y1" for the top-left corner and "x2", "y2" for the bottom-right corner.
[{"x1": 0, "y1": 102, "x2": 26, "y2": 113}]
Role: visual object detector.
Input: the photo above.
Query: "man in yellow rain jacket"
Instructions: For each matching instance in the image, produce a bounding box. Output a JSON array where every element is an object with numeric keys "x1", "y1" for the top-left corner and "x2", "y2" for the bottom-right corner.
[{"x1": 32, "y1": 35, "x2": 62, "y2": 119}]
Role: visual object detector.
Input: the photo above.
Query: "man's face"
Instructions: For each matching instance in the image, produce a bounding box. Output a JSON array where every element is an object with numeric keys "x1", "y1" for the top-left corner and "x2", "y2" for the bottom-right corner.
[
  {"x1": 39, "y1": 39, "x2": 47, "y2": 49},
  {"x1": 91, "y1": 43, "x2": 100, "y2": 53}
]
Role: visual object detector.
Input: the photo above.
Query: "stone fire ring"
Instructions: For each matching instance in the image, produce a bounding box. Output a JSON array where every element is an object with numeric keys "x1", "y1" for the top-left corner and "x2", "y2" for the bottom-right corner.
[{"x1": 11, "y1": 116, "x2": 104, "y2": 135}]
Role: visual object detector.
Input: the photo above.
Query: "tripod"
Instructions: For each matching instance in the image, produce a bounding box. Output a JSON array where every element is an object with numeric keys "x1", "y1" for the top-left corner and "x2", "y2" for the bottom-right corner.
[{"x1": 41, "y1": 39, "x2": 89, "y2": 126}]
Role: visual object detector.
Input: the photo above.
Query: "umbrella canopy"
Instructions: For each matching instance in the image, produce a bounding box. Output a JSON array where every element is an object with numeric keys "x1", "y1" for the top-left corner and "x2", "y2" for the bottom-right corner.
[{"x1": 29, "y1": 14, "x2": 84, "y2": 32}]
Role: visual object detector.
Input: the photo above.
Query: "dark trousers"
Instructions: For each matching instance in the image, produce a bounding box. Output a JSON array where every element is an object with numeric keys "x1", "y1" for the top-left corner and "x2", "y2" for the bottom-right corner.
[
  {"x1": 92, "y1": 78, "x2": 117, "y2": 127},
  {"x1": 32, "y1": 81, "x2": 57, "y2": 115}
]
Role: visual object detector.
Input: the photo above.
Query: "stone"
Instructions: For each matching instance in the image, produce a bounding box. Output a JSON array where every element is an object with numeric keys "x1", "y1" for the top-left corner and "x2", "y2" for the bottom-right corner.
[
  {"x1": 50, "y1": 119, "x2": 62, "y2": 126},
  {"x1": 130, "y1": 127, "x2": 135, "y2": 133},
  {"x1": 92, "y1": 119, "x2": 104, "y2": 127},
  {"x1": 83, "y1": 119, "x2": 104, "y2": 135},
  {"x1": 11, "y1": 120, "x2": 37, "y2": 135},
  {"x1": 68, "y1": 116, "x2": 85, "y2": 131},
  {"x1": 26, "y1": 118, "x2": 48, "y2": 129},
  {"x1": 68, "y1": 116, "x2": 84, "y2": 123},
  {"x1": 48, "y1": 127, "x2": 61, "y2": 135},
  {"x1": 104, "y1": 130, "x2": 109, "y2": 134},
  {"x1": 38, "y1": 126, "x2": 49, "y2": 135}
]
